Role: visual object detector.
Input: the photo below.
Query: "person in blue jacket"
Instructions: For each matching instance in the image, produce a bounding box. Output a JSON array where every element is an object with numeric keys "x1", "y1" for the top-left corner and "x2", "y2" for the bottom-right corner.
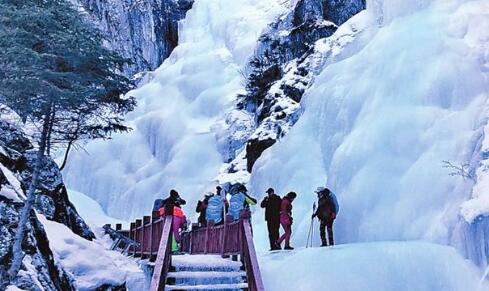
[{"x1": 312, "y1": 187, "x2": 339, "y2": 246}]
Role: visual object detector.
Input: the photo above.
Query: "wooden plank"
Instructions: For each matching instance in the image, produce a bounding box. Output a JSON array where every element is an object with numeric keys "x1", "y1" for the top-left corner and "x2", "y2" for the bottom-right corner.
[
  {"x1": 150, "y1": 216, "x2": 173, "y2": 291},
  {"x1": 135, "y1": 219, "x2": 142, "y2": 257},
  {"x1": 142, "y1": 216, "x2": 151, "y2": 258},
  {"x1": 130, "y1": 222, "x2": 136, "y2": 256},
  {"x1": 242, "y1": 219, "x2": 265, "y2": 291}
]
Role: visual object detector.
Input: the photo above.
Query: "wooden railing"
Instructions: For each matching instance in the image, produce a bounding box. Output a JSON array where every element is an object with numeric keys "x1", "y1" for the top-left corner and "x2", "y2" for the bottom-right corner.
[
  {"x1": 180, "y1": 215, "x2": 265, "y2": 291},
  {"x1": 108, "y1": 211, "x2": 265, "y2": 291}
]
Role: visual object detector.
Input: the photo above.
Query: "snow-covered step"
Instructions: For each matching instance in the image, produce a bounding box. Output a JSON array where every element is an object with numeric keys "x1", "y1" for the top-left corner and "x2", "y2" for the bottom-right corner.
[
  {"x1": 172, "y1": 255, "x2": 243, "y2": 272},
  {"x1": 167, "y1": 271, "x2": 246, "y2": 279},
  {"x1": 165, "y1": 283, "x2": 248, "y2": 290},
  {"x1": 168, "y1": 270, "x2": 246, "y2": 285}
]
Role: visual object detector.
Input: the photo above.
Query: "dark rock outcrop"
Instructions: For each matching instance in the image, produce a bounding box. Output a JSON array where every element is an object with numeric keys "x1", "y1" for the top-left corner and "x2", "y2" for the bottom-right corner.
[
  {"x1": 0, "y1": 120, "x2": 94, "y2": 240},
  {"x1": 226, "y1": 0, "x2": 366, "y2": 173},
  {"x1": 75, "y1": 0, "x2": 194, "y2": 76},
  {"x1": 0, "y1": 197, "x2": 75, "y2": 291}
]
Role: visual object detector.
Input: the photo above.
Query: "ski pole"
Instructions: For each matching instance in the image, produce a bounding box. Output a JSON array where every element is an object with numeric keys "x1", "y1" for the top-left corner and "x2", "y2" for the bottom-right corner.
[{"x1": 310, "y1": 202, "x2": 316, "y2": 247}]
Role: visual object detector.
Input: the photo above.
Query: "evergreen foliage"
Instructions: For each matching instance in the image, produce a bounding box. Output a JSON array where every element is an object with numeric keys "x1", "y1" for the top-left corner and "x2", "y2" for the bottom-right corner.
[{"x1": 0, "y1": 0, "x2": 136, "y2": 282}]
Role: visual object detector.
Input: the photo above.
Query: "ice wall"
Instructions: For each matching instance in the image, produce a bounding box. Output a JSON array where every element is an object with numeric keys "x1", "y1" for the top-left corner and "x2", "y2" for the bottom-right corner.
[
  {"x1": 250, "y1": 0, "x2": 489, "y2": 250},
  {"x1": 63, "y1": 0, "x2": 292, "y2": 220}
]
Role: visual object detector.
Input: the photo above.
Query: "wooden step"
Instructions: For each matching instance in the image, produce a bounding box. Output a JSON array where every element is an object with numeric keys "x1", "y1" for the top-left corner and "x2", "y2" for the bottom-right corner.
[
  {"x1": 167, "y1": 271, "x2": 246, "y2": 279},
  {"x1": 165, "y1": 283, "x2": 248, "y2": 290}
]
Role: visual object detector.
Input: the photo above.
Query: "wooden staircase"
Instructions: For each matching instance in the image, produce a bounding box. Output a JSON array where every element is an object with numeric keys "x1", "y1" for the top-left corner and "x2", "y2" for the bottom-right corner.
[
  {"x1": 165, "y1": 254, "x2": 248, "y2": 290},
  {"x1": 107, "y1": 211, "x2": 264, "y2": 291}
]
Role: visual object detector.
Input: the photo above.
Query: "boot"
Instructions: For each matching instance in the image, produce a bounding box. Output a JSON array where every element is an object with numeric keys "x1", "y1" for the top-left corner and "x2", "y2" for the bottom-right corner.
[{"x1": 284, "y1": 245, "x2": 294, "y2": 250}]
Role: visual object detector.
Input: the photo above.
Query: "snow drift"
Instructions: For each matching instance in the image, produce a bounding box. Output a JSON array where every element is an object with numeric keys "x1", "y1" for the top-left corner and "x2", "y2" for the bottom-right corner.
[{"x1": 260, "y1": 242, "x2": 489, "y2": 291}]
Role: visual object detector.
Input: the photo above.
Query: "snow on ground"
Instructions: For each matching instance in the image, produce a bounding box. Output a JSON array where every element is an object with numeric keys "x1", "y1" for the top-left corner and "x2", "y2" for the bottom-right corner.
[
  {"x1": 39, "y1": 215, "x2": 147, "y2": 291},
  {"x1": 67, "y1": 189, "x2": 126, "y2": 228},
  {"x1": 259, "y1": 242, "x2": 489, "y2": 291}
]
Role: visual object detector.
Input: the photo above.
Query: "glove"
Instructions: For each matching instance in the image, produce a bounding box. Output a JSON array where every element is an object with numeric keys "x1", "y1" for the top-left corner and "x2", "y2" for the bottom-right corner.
[{"x1": 331, "y1": 213, "x2": 336, "y2": 220}]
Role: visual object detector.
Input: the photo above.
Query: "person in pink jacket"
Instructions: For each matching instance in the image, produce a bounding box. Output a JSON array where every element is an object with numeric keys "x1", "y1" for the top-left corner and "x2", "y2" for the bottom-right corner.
[{"x1": 276, "y1": 192, "x2": 297, "y2": 250}]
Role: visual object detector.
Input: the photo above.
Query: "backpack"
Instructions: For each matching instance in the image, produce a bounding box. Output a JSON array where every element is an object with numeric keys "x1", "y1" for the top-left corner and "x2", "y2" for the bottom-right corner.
[
  {"x1": 229, "y1": 192, "x2": 246, "y2": 220},
  {"x1": 152, "y1": 199, "x2": 164, "y2": 212},
  {"x1": 206, "y1": 195, "x2": 224, "y2": 224}
]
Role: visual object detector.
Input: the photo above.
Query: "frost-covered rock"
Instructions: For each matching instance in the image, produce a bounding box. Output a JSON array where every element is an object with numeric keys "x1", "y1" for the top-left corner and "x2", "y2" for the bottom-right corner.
[
  {"x1": 0, "y1": 196, "x2": 75, "y2": 291},
  {"x1": 74, "y1": 0, "x2": 193, "y2": 76},
  {"x1": 0, "y1": 120, "x2": 94, "y2": 240},
  {"x1": 219, "y1": 0, "x2": 366, "y2": 183}
]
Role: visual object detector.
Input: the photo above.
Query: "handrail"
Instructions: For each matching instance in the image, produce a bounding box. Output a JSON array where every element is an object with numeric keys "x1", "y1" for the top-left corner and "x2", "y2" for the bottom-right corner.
[
  {"x1": 241, "y1": 218, "x2": 265, "y2": 291},
  {"x1": 149, "y1": 214, "x2": 173, "y2": 291},
  {"x1": 107, "y1": 211, "x2": 265, "y2": 291},
  {"x1": 179, "y1": 215, "x2": 265, "y2": 291}
]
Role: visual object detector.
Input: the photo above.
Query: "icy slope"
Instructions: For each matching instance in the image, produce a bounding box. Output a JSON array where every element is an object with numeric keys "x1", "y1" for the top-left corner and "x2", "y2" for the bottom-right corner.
[
  {"x1": 251, "y1": 0, "x2": 489, "y2": 247},
  {"x1": 64, "y1": 0, "x2": 293, "y2": 220},
  {"x1": 259, "y1": 242, "x2": 489, "y2": 291}
]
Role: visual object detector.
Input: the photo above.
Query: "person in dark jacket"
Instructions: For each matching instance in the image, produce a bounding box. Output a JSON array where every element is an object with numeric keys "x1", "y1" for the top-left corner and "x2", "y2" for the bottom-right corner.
[
  {"x1": 260, "y1": 188, "x2": 282, "y2": 251},
  {"x1": 196, "y1": 192, "x2": 213, "y2": 227},
  {"x1": 276, "y1": 192, "x2": 297, "y2": 250},
  {"x1": 162, "y1": 189, "x2": 186, "y2": 215},
  {"x1": 312, "y1": 187, "x2": 339, "y2": 246}
]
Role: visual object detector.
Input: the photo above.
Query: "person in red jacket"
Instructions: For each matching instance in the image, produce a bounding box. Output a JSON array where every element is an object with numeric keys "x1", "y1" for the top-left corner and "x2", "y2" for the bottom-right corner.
[
  {"x1": 276, "y1": 192, "x2": 297, "y2": 250},
  {"x1": 159, "y1": 205, "x2": 187, "y2": 243}
]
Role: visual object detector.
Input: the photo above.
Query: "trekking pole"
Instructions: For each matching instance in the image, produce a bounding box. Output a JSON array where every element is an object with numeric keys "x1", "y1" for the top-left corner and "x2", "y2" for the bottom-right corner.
[
  {"x1": 306, "y1": 216, "x2": 313, "y2": 248},
  {"x1": 310, "y1": 202, "x2": 316, "y2": 248}
]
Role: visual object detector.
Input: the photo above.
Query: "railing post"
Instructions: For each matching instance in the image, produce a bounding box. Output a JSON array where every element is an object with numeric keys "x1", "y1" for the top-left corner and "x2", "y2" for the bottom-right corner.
[
  {"x1": 142, "y1": 216, "x2": 150, "y2": 258},
  {"x1": 135, "y1": 219, "x2": 142, "y2": 257},
  {"x1": 150, "y1": 212, "x2": 159, "y2": 261},
  {"x1": 130, "y1": 222, "x2": 136, "y2": 256},
  {"x1": 221, "y1": 216, "x2": 228, "y2": 257}
]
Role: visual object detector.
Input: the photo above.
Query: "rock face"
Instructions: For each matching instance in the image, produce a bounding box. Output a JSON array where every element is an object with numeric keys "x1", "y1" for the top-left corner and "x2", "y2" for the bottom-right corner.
[
  {"x1": 0, "y1": 120, "x2": 94, "y2": 241},
  {"x1": 0, "y1": 120, "x2": 79, "y2": 290},
  {"x1": 218, "y1": 0, "x2": 366, "y2": 184},
  {"x1": 74, "y1": 0, "x2": 194, "y2": 76},
  {"x1": 0, "y1": 197, "x2": 75, "y2": 291},
  {"x1": 0, "y1": 119, "x2": 96, "y2": 289}
]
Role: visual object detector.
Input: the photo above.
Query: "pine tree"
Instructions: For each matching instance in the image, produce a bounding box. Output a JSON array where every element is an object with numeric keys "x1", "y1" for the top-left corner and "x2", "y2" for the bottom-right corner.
[{"x1": 0, "y1": 0, "x2": 136, "y2": 282}]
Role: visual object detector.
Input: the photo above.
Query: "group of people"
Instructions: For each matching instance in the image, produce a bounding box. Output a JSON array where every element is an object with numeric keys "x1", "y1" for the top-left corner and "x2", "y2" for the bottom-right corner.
[
  {"x1": 153, "y1": 184, "x2": 339, "y2": 252},
  {"x1": 260, "y1": 187, "x2": 338, "y2": 250}
]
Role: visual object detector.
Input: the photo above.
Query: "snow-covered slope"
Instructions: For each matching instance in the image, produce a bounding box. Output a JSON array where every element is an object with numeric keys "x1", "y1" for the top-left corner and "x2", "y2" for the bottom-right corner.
[
  {"x1": 260, "y1": 242, "x2": 489, "y2": 291},
  {"x1": 39, "y1": 215, "x2": 147, "y2": 290},
  {"x1": 63, "y1": 0, "x2": 294, "y2": 220},
  {"x1": 251, "y1": 0, "x2": 489, "y2": 261}
]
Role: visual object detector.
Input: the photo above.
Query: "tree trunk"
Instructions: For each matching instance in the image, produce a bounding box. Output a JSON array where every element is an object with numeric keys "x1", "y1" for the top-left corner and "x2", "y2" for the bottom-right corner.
[
  {"x1": 7, "y1": 112, "x2": 51, "y2": 282},
  {"x1": 58, "y1": 138, "x2": 73, "y2": 171}
]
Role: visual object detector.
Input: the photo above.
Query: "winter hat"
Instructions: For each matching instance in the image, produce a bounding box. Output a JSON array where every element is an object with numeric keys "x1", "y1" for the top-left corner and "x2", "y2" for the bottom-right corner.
[
  {"x1": 287, "y1": 192, "x2": 297, "y2": 199},
  {"x1": 266, "y1": 188, "x2": 274, "y2": 194},
  {"x1": 314, "y1": 187, "x2": 325, "y2": 193},
  {"x1": 170, "y1": 189, "x2": 179, "y2": 198}
]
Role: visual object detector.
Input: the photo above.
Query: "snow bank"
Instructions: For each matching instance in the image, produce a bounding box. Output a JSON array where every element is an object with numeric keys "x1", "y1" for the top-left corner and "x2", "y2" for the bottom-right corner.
[
  {"x1": 63, "y1": 0, "x2": 294, "y2": 220},
  {"x1": 259, "y1": 242, "x2": 489, "y2": 291},
  {"x1": 250, "y1": 0, "x2": 489, "y2": 248},
  {"x1": 39, "y1": 215, "x2": 146, "y2": 290},
  {"x1": 67, "y1": 189, "x2": 126, "y2": 228}
]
